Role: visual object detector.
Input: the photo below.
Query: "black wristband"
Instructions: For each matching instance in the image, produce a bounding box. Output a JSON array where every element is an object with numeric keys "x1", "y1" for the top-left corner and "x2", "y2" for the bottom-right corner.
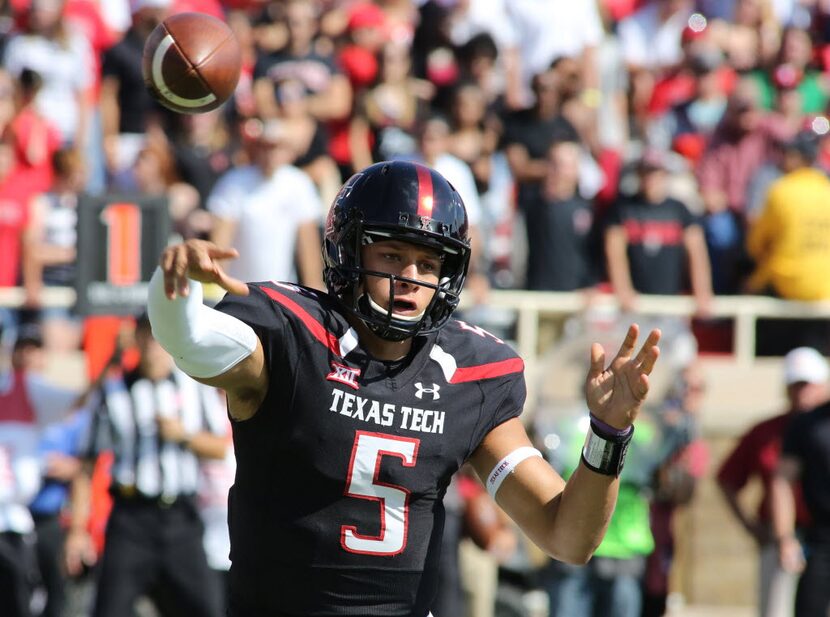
[{"x1": 581, "y1": 423, "x2": 634, "y2": 477}]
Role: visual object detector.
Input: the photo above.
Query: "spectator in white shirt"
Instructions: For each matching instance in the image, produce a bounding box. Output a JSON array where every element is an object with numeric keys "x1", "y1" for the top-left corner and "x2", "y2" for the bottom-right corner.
[
  {"x1": 413, "y1": 114, "x2": 489, "y2": 302},
  {"x1": 208, "y1": 118, "x2": 324, "y2": 289},
  {"x1": 3, "y1": 0, "x2": 93, "y2": 147},
  {"x1": 617, "y1": 0, "x2": 694, "y2": 72},
  {"x1": 502, "y1": 0, "x2": 604, "y2": 108}
]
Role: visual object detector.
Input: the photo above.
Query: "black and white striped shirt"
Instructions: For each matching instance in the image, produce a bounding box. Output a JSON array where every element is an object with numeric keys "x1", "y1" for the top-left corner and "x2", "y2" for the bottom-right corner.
[{"x1": 84, "y1": 368, "x2": 227, "y2": 501}]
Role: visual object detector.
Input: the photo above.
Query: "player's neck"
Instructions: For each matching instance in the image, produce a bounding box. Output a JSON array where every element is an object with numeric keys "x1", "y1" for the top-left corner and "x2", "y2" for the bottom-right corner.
[{"x1": 351, "y1": 317, "x2": 412, "y2": 361}]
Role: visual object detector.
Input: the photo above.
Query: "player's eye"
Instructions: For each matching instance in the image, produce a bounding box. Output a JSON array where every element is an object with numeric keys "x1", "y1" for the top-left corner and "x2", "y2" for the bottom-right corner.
[{"x1": 419, "y1": 260, "x2": 440, "y2": 273}]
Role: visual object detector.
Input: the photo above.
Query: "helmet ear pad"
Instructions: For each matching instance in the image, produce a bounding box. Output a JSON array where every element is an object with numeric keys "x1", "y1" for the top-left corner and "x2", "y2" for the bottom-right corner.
[{"x1": 323, "y1": 161, "x2": 471, "y2": 341}]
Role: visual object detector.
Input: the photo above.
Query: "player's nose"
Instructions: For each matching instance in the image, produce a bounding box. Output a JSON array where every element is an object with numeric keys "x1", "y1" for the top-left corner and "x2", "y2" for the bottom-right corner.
[{"x1": 398, "y1": 262, "x2": 420, "y2": 286}]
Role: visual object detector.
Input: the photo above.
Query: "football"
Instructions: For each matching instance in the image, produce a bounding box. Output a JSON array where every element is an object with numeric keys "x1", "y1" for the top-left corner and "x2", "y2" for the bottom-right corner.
[{"x1": 142, "y1": 12, "x2": 241, "y2": 115}]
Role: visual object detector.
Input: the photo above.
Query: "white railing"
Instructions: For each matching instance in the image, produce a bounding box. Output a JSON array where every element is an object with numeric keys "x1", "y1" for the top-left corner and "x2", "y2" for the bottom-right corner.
[
  {"x1": 3, "y1": 286, "x2": 829, "y2": 367},
  {"x1": 463, "y1": 290, "x2": 830, "y2": 367}
]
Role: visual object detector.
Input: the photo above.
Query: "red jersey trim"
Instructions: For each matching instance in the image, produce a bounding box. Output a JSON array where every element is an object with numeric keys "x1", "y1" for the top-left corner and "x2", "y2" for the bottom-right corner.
[
  {"x1": 259, "y1": 286, "x2": 341, "y2": 356},
  {"x1": 450, "y1": 358, "x2": 524, "y2": 384}
]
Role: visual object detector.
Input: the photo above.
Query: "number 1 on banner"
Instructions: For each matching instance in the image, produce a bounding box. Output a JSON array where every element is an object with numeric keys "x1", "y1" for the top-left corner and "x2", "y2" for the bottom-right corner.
[
  {"x1": 341, "y1": 431, "x2": 420, "y2": 556},
  {"x1": 100, "y1": 203, "x2": 141, "y2": 286}
]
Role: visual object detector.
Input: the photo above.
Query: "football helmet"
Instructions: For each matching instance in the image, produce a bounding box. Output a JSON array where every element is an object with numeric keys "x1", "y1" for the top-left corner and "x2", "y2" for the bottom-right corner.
[{"x1": 324, "y1": 161, "x2": 471, "y2": 341}]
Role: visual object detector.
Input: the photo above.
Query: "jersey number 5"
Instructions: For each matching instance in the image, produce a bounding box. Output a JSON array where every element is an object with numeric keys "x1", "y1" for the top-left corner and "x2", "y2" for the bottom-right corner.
[{"x1": 341, "y1": 431, "x2": 420, "y2": 556}]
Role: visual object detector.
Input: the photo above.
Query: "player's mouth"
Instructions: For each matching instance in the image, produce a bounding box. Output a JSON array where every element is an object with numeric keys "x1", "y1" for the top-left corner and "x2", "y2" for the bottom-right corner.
[
  {"x1": 364, "y1": 293, "x2": 425, "y2": 322},
  {"x1": 392, "y1": 299, "x2": 418, "y2": 314}
]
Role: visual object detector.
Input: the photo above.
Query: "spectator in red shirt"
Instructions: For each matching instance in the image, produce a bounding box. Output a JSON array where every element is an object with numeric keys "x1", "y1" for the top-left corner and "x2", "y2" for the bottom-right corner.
[
  {"x1": 0, "y1": 133, "x2": 32, "y2": 289},
  {"x1": 8, "y1": 68, "x2": 62, "y2": 196},
  {"x1": 717, "y1": 347, "x2": 827, "y2": 617},
  {"x1": 0, "y1": 123, "x2": 39, "y2": 352}
]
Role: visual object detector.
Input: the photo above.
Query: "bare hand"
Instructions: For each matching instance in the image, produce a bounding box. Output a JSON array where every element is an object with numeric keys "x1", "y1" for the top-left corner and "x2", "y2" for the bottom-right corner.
[
  {"x1": 159, "y1": 239, "x2": 248, "y2": 299},
  {"x1": 64, "y1": 529, "x2": 97, "y2": 577},
  {"x1": 778, "y1": 536, "x2": 806, "y2": 573},
  {"x1": 584, "y1": 324, "x2": 661, "y2": 430}
]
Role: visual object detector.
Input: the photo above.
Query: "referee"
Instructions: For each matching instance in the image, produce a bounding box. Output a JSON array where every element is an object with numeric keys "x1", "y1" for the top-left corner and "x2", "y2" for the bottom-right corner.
[{"x1": 66, "y1": 315, "x2": 227, "y2": 617}]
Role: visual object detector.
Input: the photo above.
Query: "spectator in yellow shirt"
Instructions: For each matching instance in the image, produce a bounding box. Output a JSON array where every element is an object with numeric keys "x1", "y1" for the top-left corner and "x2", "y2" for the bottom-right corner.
[{"x1": 747, "y1": 127, "x2": 830, "y2": 354}]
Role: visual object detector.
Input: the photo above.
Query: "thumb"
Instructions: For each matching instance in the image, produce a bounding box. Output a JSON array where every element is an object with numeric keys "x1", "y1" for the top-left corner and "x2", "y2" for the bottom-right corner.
[
  {"x1": 207, "y1": 246, "x2": 240, "y2": 261},
  {"x1": 214, "y1": 263, "x2": 249, "y2": 296}
]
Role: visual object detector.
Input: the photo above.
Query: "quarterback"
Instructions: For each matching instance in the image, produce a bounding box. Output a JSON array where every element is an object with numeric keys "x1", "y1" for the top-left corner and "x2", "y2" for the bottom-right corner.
[{"x1": 147, "y1": 161, "x2": 660, "y2": 616}]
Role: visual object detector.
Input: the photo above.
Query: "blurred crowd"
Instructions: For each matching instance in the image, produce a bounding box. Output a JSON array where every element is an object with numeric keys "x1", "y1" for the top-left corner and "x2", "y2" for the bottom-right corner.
[
  {"x1": 0, "y1": 0, "x2": 830, "y2": 616},
  {"x1": 0, "y1": 0, "x2": 829, "y2": 351}
]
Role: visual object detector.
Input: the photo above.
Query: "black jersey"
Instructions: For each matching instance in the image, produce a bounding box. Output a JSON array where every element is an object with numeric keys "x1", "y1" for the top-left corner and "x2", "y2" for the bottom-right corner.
[
  {"x1": 215, "y1": 281, "x2": 526, "y2": 617},
  {"x1": 782, "y1": 402, "x2": 830, "y2": 528}
]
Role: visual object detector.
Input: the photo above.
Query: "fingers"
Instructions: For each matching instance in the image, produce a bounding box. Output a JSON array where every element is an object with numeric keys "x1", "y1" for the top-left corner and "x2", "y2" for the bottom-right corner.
[
  {"x1": 636, "y1": 373, "x2": 650, "y2": 401},
  {"x1": 160, "y1": 247, "x2": 175, "y2": 297},
  {"x1": 207, "y1": 246, "x2": 240, "y2": 260},
  {"x1": 159, "y1": 244, "x2": 185, "y2": 300},
  {"x1": 587, "y1": 342, "x2": 605, "y2": 381},
  {"x1": 159, "y1": 241, "x2": 243, "y2": 299},
  {"x1": 160, "y1": 244, "x2": 188, "y2": 299},
  {"x1": 634, "y1": 328, "x2": 662, "y2": 375},
  {"x1": 639, "y1": 345, "x2": 660, "y2": 376},
  {"x1": 610, "y1": 323, "x2": 639, "y2": 365},
  {"x1": 172, "y1": 245, "x2": 191, "y2": 297}
]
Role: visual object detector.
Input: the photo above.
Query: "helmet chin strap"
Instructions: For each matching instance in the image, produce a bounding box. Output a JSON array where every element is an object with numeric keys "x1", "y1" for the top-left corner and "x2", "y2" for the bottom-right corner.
[{"x1": 364, "y1": 294, "x2": 425, "y2": 322}]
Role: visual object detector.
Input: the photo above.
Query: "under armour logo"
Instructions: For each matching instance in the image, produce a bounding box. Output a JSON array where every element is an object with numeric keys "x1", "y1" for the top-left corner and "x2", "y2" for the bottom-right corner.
[
  {"x1": 327, "y1": 363, "x2": 361, "y2": 390},
  {"x1": 414, "y1": 382, "x2": 440, "y2": 400}
]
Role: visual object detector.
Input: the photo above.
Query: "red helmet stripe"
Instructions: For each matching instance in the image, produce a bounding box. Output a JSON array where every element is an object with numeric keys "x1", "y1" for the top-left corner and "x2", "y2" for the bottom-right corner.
[{"x1": 415, "y1": 165, "x2": 434, "y2": 217}]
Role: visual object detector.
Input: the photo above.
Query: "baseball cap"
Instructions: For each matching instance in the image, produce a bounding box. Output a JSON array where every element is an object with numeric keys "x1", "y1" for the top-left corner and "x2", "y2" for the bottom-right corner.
[
  {"x1": 784, "y1": 347, "x2": 829, "y2": 385},
  {"x1": 347, "y1": 2, "x2": 385, "y2": 31}
]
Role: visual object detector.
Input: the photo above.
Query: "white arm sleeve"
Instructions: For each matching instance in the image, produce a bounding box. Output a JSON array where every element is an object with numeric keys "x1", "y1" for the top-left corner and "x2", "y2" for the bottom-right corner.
[{"x1": 147, "y1": 267, "x2": 258, "y2": 379}]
